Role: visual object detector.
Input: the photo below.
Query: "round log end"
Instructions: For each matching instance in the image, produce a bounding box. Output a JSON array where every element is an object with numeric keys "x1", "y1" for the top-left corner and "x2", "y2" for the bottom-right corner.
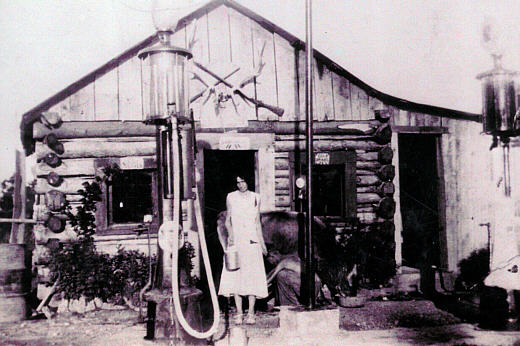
[
  {"x1": 377, "y1": 165, "x2": 395, "y2": 182},
  {"x1": 373, "y1": 124, "x2": 392, "y2": 144},
  {"x1": 374, "y1": 109, "x2": 391, "y2": 123},
  {"x1": 377, "y1": 181, "x2": 395, "y2": 196},
  {"x1": 378, "y1": 146, "x2": 394, "y2": 164},
  {"x1": 377, "y1": 197, "x2": 396, "y2": 219}
]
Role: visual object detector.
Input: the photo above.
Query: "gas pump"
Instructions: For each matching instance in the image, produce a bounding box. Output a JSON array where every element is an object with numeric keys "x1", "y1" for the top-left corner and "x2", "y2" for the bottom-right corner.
[{"x1": 138, "y1": 25, "x2": 220, "y2": 341}]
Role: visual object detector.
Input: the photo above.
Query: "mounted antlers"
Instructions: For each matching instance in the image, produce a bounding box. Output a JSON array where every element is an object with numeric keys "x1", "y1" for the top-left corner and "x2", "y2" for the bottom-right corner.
[
  {"x1": 187, "y1": 19, "x2": 198, "y2": 52},
  {"x1": 238, "y1": 40, "x2": 266, "y2": 89}
]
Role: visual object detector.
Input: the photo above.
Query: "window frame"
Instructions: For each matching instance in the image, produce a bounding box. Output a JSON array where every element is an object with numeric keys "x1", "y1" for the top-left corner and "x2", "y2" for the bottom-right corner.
[
  {"x1": 94, "y1": 158, "x2": 159, "y2": 235},
  {"x1": 291, "y1": 150, "x2": 357, "y2": 219}
]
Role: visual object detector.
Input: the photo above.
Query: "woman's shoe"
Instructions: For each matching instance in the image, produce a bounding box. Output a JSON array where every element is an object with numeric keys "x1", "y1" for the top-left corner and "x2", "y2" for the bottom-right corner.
[
  {"x1": 245, "y1": 314, "x2": 255, "y2": 325},
  {"x1": 233, "y1": 314, "x2": 243, "y2": 325}
]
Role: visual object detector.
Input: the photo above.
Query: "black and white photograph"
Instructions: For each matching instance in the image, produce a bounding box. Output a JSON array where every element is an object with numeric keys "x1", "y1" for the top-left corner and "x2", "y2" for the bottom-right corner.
[{"x1": 2, "y1": 0, "x2": 520, "y2": 344}]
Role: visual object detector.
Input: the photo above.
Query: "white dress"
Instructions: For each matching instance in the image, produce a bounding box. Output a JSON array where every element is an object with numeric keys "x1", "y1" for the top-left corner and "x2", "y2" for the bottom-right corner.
[{"x1": 218, "y1": 190, "x2": 268, "y2": 298}]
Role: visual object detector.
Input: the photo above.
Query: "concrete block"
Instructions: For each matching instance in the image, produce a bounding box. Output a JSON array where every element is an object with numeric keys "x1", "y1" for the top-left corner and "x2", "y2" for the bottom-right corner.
[
  {"x1": 215, "y1": 327, "x2": 248, "y2": 346},
  {"x1": 278, "y1": 306, "x2": 339, "y2": 336},
  {"x1": 396, "y1": 267, "x2": 420, "y2": 293}
]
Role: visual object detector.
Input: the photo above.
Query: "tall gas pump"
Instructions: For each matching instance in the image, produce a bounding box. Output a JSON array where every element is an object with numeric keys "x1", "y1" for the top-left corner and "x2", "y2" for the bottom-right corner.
[{"x1": 138, "y1": 5, "x2": 220, "y2": 342}]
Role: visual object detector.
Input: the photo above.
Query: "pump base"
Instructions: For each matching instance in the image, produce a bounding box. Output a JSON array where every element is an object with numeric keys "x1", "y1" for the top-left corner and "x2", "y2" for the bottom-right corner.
[{"x1": 144, "y1": 287, "x2": 206, "y2": 344}]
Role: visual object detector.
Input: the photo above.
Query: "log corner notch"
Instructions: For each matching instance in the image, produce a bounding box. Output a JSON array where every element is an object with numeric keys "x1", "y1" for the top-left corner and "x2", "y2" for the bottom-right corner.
[{"x1": 374, "y1": 109, "x2": 391, "y2": 123}]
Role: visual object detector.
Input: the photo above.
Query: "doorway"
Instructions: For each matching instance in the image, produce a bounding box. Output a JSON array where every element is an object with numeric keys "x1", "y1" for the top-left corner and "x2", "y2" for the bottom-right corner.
[
  {"x1": 203, "y1": 149, "x2": 256, "y2": 283},
  {"x1": 398, "y1": 134, "x2": 442, "y2": 269}
]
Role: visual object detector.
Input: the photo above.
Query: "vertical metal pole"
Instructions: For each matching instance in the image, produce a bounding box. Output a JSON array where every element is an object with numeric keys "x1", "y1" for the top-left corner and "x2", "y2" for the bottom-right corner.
[
  {"x1": 305, "y1": 0, "x2": 315, "y2": 309},
  {"x1": 502, "y1": 139, "x2": 511, "y2": 197}
]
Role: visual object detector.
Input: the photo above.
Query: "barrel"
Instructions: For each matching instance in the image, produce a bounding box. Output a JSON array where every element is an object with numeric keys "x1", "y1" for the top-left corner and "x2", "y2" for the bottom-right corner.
[{"x1": 0, "y1": 244, "x2": 30, "y2": 322}]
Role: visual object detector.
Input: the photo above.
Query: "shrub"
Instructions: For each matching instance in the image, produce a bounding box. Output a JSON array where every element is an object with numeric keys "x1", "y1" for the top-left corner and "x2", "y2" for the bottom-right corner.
[
  {"x1": 47, "y1": 166, "x2": 195, "y2": 305},
  {"x1": 48, "y1": 238, "x2": 157, "y2": 304},
  {"x1": 455, "y1": 248, "x2": 489, "y2": 292}
]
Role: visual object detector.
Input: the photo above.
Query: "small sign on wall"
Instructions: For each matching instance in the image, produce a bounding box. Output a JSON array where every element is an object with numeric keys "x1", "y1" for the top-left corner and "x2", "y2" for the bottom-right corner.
[
  {"x1": 315, "y1": 152, "x2": 330, "y2": 165},
  {"x1": 119, "y1": 157, "x2": 145, "y2": 170},
  {"x1": 219, "y1": 135, "x2": 251, "y2": 150}
]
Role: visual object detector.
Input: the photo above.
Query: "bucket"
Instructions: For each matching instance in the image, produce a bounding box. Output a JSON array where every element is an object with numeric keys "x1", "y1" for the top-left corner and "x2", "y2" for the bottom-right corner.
[
  {"x1": 224, "y1": 246, "x2": 240, "y2": 272},
  {"x1": 0, "y1": 244, "x2": 30, "y2": 322}
]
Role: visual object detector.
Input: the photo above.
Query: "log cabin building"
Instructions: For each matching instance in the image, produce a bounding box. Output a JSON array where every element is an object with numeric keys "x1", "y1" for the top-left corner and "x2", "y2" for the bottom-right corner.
[{"x1": 21, "y1": 0, "x2": 496, "y2": 291}]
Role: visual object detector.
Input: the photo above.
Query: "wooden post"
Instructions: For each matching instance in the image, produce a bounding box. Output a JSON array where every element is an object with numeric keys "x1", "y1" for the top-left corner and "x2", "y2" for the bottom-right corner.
[{"x1": 9, "y1": 151, "x2": 26, "y2": 244}]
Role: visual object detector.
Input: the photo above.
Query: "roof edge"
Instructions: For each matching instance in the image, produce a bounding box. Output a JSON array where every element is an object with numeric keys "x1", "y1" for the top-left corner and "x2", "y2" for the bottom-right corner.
[{"x1": 20, "y1": 0, "x2": 480, "y2": 155}]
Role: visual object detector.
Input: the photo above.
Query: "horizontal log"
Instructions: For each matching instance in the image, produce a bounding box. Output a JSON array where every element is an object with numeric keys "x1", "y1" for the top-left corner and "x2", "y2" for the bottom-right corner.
[
  {"x1": 357, "y1": 161, "x2": 382, "y2": 170},
  {"x1": 357, "y1": 186, "x2": 377, "y2": 194},
  {"x1": 275, "y1": 177, "x2": 290, "y2": 190},
  {"x1": 33, "y1": 121, "x2": 156, "y2": 139},
  {"x1": 36, "y1": 156, "x2": 156, "y2": 177},
  {"x1": 356, "y1": 152, "x2": 378, "y2": 161},
  {"x1": 275, "y1": 171, "x2": 290, "y2": 178},
  {"x1": 357, "y1": 193, "x2": 381, "y2": 204},
  {"x1": 275, "y1": 195, "x2": 292, "y2": 207},
  {"x1": 275, "y1": 188, "x2": 290, "y2": 194},
  {"x1": 35, "y1": 177, "x2": 94, "y2": 194},
  {"x1": 357, "y1": 212, "x2": 377, "y2": 224},
  {"x1": 357, "y1": 175, "x2": 380, "y2": 187},
  {"x1": 276, "y1": 135, "x2": 373, "y2": 141},
  {"x1": 274, "y1": 152, "x2": 290, "y2": 158},
  {"x1": 357, "y1": 206, "x2": 374, "y2": 213},
  {"x1": 275, "y1": 158, "x2": 290, "y2": 170},
  {"x1": 33, "y1": 120, "x2": 381, "y2": 140},
  {"x1": 36, "y1": 141, "x2": 155, "y2": 160},
  {"x1": 356, "y1": 170, "x2": 376, "y2": 176},
  {"x1": 391, "y1": 125, "x2": 448, "y2": 134},
  {"x1": 36, "y1": 158, "x2": 95, "y2": 177},
  {"x1": 275, "y1": 140, "x2": 385, "y2": 152}
]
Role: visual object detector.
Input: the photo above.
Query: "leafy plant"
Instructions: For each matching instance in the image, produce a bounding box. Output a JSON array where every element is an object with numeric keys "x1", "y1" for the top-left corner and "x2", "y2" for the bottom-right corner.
[
  {"x1": 47, "y1": 164, "x2": 195, "y2": 305},
  {"x1": 455, "y1": 248, "x2": 489, "y2": 292}
]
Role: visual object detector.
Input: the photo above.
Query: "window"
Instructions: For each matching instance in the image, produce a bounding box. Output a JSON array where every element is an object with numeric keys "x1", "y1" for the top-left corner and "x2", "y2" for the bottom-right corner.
[
  {"x1": 94, "y1": 158, "x2": 159, "y2": 234},
  {"x1": 292, "y1": 150, "x2": 356, "y2": 218},
  {"x1": 109, "y1": 170, "x2": 154, "y2": 224},
  {"x1": 312, "y1": 165, "x2": 345, "y2": 216}
]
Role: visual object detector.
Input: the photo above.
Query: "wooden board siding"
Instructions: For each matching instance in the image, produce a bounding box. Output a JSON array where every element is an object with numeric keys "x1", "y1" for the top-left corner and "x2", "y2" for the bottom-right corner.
[
  {"x1": 69, "y1": 84, "x2": 95, "y2": 121},
  {"x1": 94, "y1": 69, "x2": 119, "y2": 120},
  {"x1": 118, "y1": 56, "x2": 143, "y2": 121},
  {"x1": 251, "y1": 20, "x2": 277, "y2": 121},
  {"x1": 48, "y1": 97, "x2": 72, "y2": 121},
  {"x1": 274, "y1": 33, "x2": 297, "y2": 121},
  {"x1": 439, "y1": 119, "x2": 493, "y2": 271},
  {"x1": 228, "y1": 9, "x2": 256, "y2": 120},
  {"x1": 35, "y1": 5, "x2": 389, "y2": 125},
  {"x1": 350, "y1": 83, "x2": 369, "y2": 121},
  {"x1": 208, "y1": 5, "x2": 231, "y2": 65},
  {"x1": 313, "y1": 60, "x2": 334, "y2": 121},
  {"x1": 331, "y1": 72, "x2": 352, "y2": 120}
]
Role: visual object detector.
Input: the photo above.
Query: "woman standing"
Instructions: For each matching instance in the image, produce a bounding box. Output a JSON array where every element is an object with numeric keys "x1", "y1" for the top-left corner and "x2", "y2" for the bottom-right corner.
[{"x1": 218, "y1": 176, "x2": 268, "y2": 324}]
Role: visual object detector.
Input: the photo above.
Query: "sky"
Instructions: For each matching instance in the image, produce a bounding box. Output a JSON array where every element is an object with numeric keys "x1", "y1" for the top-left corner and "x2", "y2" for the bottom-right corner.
[{"x1": 1, "y1": 0, "x2": 520, "y2": 181}]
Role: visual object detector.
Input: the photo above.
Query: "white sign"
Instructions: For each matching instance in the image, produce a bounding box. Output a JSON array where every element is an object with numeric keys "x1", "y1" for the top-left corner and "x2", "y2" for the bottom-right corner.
[
  {"x1": 219, "y1": 136, "x2": 250, "y2": 150},
  {"x1": 315, "y1": 152, "x2": 330, "y2": 165},
  {"x1": 119, "y1": 157, "x2": 144, "y2": 170}
]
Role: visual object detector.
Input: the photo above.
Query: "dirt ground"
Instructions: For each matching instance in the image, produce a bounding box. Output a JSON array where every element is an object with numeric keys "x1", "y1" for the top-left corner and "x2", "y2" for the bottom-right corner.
[{"x1": 0, "y1": 294, "x2": 464, "y2": 345}]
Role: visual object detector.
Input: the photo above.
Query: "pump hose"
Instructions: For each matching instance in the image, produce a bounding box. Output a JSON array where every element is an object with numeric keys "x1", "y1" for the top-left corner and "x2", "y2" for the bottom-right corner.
[{"x1": 170, "y1": 127, "x2": 220, "y2": 339}]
